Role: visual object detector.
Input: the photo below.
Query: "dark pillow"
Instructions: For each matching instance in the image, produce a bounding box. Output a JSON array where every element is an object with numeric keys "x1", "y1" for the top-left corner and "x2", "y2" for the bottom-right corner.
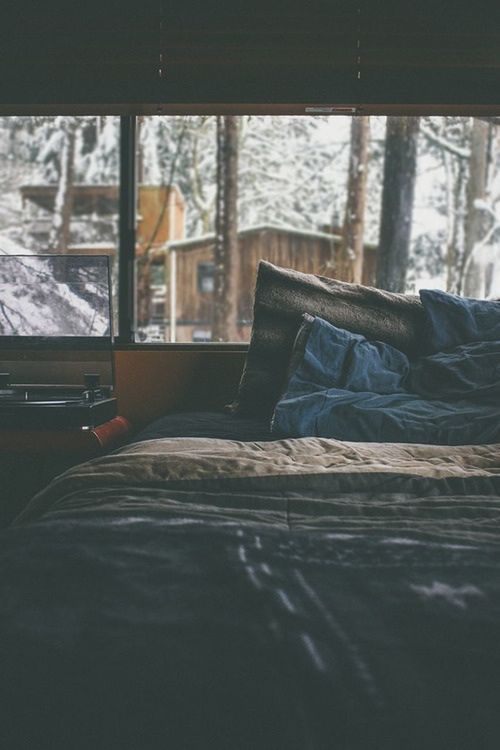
[
  {"x1": 231, "y1": 261, "x2": 428, "y2": 415},
  {"x1": 420, "y1": 288, "x2": 500, "y2": 351}
]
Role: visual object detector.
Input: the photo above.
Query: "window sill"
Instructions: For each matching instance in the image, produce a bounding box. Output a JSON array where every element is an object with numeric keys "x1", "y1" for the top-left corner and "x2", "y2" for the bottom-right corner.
[{"x1": 113, "y1": 342, "x2": 249, "y2": 352}]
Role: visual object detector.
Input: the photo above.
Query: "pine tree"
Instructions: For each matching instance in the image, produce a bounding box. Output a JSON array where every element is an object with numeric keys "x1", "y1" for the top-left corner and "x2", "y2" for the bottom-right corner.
[
  {"x1": 376, "y1": 117, "x2": 420, "y2": 292},
  {"x1": 213, "y1": 116, "x2": 239, "y2": 342},
  {"x1": 48, "y1": 117, "x2": 78, "y2": 253},
  {"x1": 461, "y1": 119, "x2": 490, "y2": 296},
  {"x1": 337, "y1": 116, "x2": 370, "y2": 283}
]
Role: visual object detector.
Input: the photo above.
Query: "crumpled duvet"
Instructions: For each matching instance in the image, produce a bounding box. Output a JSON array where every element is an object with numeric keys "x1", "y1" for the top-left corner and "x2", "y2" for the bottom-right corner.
[{"x1": 272, "y1": 314, "x2": 500, "y2": 444}]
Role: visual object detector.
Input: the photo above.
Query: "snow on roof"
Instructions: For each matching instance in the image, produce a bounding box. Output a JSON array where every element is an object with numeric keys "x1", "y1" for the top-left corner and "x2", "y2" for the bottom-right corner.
[
  {"x1": 0, "y1": 235, "x2": 33, "y2": 255},
  {"x1": 167, "y1": 223, "x2": 344, "y2": 252},
  {"x1": 67, "y1": 242, "x2": 115, "y2": 250}
]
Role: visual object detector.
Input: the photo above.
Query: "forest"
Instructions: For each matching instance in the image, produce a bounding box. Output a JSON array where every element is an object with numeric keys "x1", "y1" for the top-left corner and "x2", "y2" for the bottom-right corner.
[{"x1": 0, "y1": 115, "x2": 499, "y2": 341}]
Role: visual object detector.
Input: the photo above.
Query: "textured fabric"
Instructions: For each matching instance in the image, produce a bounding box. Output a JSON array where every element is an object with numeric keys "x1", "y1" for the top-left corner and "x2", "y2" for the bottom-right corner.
[
  {"x1": 231, "y1": 261, "x2": 427, "y2": 415},
  {"x1": 285, "y1": 314, "x2": 411, "y2": 394},
  {"x1": 411, "y1": 339, "x2": 500, "y2": 401},
  {"x1": 420, "y1": 288, "x2": 500, "y2": 350},
  {"x1": 14, "y1": 435, "x2": 500, "y2": 532},
  {"x1": 2, "y1": 516, "x2": 500, "y2": 750},
  {"x1": 4, "y1": 435, "x2": 500, "y2": 748},
  {"x1": 274, "y1": 388, "x2": 500, "y2": 445},
  {"x1": 272, "y1": 316, "x2": 500, "y2": 444}
]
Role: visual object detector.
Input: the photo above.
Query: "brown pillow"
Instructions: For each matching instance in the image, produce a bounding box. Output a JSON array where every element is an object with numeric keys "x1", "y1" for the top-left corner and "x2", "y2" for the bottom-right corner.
[{"x1": 230, "y1": 261, "x2": 428, "y2": 415}]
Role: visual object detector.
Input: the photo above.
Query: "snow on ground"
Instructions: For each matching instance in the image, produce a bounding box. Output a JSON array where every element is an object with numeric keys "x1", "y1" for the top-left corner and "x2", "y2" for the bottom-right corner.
[
  {"x1": 0, "y1": 234, "x2": 32, "y2": 255},
  {"x1": 0, "y1": 256, "x2": 109, "y2": 335}
]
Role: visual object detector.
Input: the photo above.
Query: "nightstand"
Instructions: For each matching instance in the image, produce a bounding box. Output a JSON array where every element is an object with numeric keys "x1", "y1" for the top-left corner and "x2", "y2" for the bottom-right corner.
[{"x1": 0, "y1": 416, "x2": 132, "y2": 527}]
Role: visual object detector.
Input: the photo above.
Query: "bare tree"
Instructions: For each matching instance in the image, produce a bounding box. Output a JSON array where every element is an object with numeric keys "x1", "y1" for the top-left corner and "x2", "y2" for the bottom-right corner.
[
  {"x1": 376, "y1": 117, "x2": 420, "y2": 292},
  {"x1": 337, "y1": 116, "x2": 370, "y2": 284},
  {"x1": 48, "y1": 118, "x2": 77, "y2": 253},
  {"x1": 460, "y1": 119, "x2": 490, "y2": 296},
  {"x1": 212, "y1": 116, "x2": 239, "y2": 342}
]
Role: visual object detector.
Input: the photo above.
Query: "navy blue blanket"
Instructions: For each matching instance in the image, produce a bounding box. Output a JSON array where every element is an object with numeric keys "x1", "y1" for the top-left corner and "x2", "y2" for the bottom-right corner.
[
  {"x1": 3, "y1": 512, "x2": 500, "y2": 750},
  {"x1": 272, "y1": 314, "x2": 500, "y2": 444}
]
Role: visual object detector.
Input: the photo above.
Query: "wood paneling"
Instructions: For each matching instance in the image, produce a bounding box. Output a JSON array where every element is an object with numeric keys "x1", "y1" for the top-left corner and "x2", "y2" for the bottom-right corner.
[
  {"x1": 171, "y1": 227, "x2": 377, "y2": 341},
  {"x1": 137, "y1": 186, "x2": 185, "y2": 252},
  {"x1": 114, "y1": 348, "x2": 246, "y2": 429}
]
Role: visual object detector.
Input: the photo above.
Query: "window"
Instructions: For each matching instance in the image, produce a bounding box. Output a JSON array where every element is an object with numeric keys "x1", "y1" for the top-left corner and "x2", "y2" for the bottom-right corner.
[
  {"x1": 133, "y1": 115, "x2": 500, "y2": 344},
  {"x1": 197, "y1": 262, "x2": 215, "y2": 294},
  {"x1": 150, "y1": 263, "x2": 166, "y2": 288},
  {"x1": 192, "y1": 329, "x2": 212, "y2": 343},
  {"x1": 1, "y1": 115, "x2": 498, "y2": 345},
  {"x1": 0, "y1": 116, "x2": 120, "y2": 331}
]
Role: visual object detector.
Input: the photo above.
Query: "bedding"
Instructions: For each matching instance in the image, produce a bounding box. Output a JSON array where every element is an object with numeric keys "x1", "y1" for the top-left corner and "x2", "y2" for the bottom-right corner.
[
  {"x1": 231, "y1": 260, "x2": 427, "y2": 415},
  {"x1": 3, "y1": 433, "x2": 500, "y2": 748},
  {"x1": 133, "y1": 410, "x2": 273, "y2": 443},
  {"x1": 420, "y1": 287, "x2": 500, "y2": 350},
  {"x1": 272, "y1": 314, "x2": 500, "y2": 444}
]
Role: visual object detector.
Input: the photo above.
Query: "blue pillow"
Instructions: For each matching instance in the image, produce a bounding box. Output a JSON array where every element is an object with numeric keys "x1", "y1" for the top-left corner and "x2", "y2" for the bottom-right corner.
[
  {"x1": 420, "y1": 288, "x2": 500, "y2": 351},
  {"x1": 272, "y1": 313, "x2": 500, "y2": 444},
  {"x1": 287, "y1": 316, "x2": 410, "y2": 396}
]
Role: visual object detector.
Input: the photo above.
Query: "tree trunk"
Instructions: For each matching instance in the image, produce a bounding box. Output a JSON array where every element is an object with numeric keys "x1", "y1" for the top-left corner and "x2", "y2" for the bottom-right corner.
[
  {"x1": 375, "y1": 117, "x2": 420, "y2": 292},
  {"x1": 337, "y1": 116, "x2": 370, "y2": 284},
  {"x1": 460, "y1": 119, "x2": 489, "y2": 296},
  {"x1": 48, "y1": 120, "x2": 76, "y2": 253},
  {"x1": 212, "y1": 116, "x2": 239, "y2": 342},
  {"x1": 446, "y1": 158, "x2": 466, "y2": 293},
  {"x1": 136, "y1": 255, "x2": 152, "y2": 331}
]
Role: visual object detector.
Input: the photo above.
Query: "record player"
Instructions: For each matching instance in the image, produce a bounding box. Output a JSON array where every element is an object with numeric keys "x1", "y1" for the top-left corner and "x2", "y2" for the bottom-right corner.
[{"x1": 0, "y1": 254, "x2": 117, "y2": 429}]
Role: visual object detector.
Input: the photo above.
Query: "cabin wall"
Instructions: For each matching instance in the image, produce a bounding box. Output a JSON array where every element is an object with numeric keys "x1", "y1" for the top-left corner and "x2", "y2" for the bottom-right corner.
[
  {"x1": 114, "y1": 348, "x2": 246, "y2": 429},
  {"x1": 136, "y1": 185, "x2": 185, "y2": 252},
  {"x1": 175, "y1": 244, "x2": 215, "y2": 336},
  {"x1": 237, "y1": 230, "x2": 338, "y2": 320},
  {"x1": 174, "y1": 229, "x2": 341, "y2": 341}
]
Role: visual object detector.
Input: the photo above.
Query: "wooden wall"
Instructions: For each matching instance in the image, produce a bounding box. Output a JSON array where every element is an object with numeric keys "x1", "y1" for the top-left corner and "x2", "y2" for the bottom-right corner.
[
  {"x1": 136, "y1": 185, "x2": 185, "y2": 252},
  {"x1": 173, "y1": 227, "x2": 377, "y2": 341},
  {"x1": 114, "y1": 348, "x2": 246, "y2": 430}
]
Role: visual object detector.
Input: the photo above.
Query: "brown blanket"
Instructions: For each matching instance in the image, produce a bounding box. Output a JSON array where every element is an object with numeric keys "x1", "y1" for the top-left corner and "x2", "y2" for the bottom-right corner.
[{"x1": 15, "y1": 436, "x2": 500, "y2": 543}]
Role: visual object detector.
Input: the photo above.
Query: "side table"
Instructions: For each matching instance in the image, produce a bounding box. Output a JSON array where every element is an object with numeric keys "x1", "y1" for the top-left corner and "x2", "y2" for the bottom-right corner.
[{"x1": 0, "y1": 416, "x2": 132, "y2": 527}]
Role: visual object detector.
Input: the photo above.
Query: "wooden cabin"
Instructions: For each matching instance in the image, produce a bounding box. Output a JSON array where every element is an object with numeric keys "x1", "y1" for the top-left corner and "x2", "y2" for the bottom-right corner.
[
  {"x1": 21, "y1": 183, "x2": 185, "y2": 259},
  {"x1": 156, "y1": 225, "x2": 377, "y2": 341}
]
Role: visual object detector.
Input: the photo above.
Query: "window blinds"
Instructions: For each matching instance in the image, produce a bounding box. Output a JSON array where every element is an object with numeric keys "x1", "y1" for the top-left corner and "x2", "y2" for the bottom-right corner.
[{"x1": 0, "y1": 1, "x2": 498, "y2": 111}]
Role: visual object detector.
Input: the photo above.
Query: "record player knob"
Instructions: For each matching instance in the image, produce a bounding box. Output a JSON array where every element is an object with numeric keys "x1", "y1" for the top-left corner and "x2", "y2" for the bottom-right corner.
[{"x1": 84, "y1": 373, "x2": 101, "y2": 390}]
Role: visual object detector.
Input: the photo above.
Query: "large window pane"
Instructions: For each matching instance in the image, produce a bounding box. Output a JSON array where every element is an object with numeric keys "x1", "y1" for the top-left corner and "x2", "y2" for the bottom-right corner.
[
  {"x1": 0, "y1": 116, "x2": 119, "y2": 331},
  {"x1": 136, "y1": 115, "x2": 500, "y2": 343}
]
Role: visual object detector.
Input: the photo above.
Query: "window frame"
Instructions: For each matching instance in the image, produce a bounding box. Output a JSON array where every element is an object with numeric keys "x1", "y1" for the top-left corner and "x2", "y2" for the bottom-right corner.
[
  {"x1": 116, "y1": 115, "x2": 248, "y2": 350},
  {"x1": 115, "y1": 111, "x2": 500, "y2": 349}
]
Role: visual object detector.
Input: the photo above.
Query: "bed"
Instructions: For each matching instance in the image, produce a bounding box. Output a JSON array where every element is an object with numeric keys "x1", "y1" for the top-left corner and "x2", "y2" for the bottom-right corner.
[
  {"x1": 2, "y1": 265, "x2": 500, "y2": 749},
  {"x1": 1, "y1": 410, "x2": 500, "y2": 749}
]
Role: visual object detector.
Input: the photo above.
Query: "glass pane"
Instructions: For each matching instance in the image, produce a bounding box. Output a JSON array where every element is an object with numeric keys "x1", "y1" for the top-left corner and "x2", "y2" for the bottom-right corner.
[
  {"x1": 0, "y1": 116, "x2": 119, "y2": 332},
  {"x1": 0, "y1": 255, "x2": 113, "y2": 387},
  {"x1": 135, "y1": 115, "x2": 500, "y2": 343},
  {"x1": 0, "y1": 255, "x2": 111, "y2": 337}
]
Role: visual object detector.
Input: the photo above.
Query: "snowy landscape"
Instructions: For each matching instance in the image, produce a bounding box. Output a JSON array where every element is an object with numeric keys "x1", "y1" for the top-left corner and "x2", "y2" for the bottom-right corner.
[
  {"x1": 0, "y1": 255, "x2": 110, "y2": 336},
  {"x1": 0, "y1": 115, "x2": 499, "y2": 341}
]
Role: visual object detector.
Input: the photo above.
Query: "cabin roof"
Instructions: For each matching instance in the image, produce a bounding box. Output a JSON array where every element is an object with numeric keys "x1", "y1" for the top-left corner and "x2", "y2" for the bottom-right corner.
[
  {"x1": 20, "y1": 183, "x2": 183, "y2": 215},
  {"x1": 166, "y1": 223, "x2": 377, "y2": 252},
  {"x1": 167, "y1": 223, "x2": 343, "y2": 252}
]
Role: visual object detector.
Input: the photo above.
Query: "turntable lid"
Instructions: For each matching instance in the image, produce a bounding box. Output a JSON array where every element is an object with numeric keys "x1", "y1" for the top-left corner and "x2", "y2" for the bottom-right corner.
[{"x1": 0, "y1": 254, "x2": 114, "y2": 388}]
